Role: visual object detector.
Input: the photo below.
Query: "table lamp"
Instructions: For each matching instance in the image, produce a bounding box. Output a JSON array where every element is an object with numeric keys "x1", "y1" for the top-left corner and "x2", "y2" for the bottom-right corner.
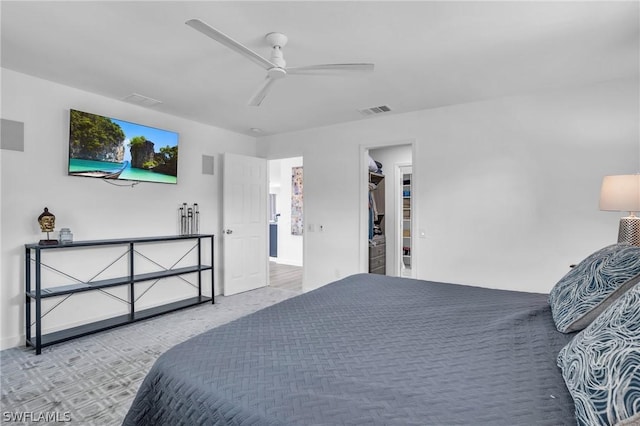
[{"x1": 599, "y1": 174, "x2": 640, "y2": 246}]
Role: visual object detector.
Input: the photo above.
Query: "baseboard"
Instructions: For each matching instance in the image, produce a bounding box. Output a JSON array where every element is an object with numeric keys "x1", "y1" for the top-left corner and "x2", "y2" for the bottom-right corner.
[{"x1": 1, "y1": 335, "x2": 23, "y2": 351}]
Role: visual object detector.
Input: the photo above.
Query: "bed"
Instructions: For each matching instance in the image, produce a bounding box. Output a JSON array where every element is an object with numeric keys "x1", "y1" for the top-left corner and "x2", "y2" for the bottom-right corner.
[
  {"x1": 123, "y1": 243, "x2": 640, "y2": 425},
  {"x1": 123, "y1": 273, "x2": 577, "y2": 425}
]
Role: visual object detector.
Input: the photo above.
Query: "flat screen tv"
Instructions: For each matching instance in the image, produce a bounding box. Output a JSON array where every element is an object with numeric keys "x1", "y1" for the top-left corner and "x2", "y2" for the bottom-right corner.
[{"x1": 68, "y1": 109, "x2": 179, "y2": 184}]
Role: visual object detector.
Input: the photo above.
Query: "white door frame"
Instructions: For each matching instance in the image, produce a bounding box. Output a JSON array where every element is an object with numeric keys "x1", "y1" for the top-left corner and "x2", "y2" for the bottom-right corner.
[{"x1": 359, "y1": 139, "x2": 417, "y2": 276}]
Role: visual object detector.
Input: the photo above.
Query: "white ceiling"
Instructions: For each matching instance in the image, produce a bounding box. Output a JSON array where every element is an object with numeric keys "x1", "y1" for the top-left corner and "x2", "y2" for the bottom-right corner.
[{"x1": 2, "y1": 1, "x2": 638, "y2": 137}]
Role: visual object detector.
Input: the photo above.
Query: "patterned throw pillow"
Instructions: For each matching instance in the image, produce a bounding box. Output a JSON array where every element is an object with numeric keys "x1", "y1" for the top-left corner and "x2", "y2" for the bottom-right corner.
[
  {"x1": 549, "y1": 243, "x2": 640, "y2": 333},
  {"x1": 557, "y1": 282, "x2": 640, "y2": 426}
]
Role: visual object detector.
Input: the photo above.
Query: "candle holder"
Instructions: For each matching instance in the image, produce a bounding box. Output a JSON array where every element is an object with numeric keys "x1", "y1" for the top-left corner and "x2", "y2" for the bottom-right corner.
[{"x1": 178, "y1": 202, "x2": 200, "y2": 235}]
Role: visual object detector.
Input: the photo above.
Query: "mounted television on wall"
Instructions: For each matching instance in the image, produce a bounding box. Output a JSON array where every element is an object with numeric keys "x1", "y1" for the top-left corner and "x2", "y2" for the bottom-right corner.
[{"x1": 68, "y1": 109, "x2": 179, "y2": 184}]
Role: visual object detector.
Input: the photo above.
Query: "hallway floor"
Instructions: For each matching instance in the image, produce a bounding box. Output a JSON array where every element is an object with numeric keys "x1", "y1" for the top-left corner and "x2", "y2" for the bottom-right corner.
[{"x1": 269, "y1": 261, "x2": 303, "y2": 292}]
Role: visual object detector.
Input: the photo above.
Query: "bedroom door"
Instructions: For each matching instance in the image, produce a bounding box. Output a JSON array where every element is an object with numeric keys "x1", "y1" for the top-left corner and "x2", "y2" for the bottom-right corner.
[{"x1": 222, "y1": 153, "x2": 268, "y2": 296}]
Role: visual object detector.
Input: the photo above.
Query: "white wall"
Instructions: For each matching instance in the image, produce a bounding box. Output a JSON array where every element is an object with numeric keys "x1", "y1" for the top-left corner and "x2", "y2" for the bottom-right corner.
[
  {"x1": 369, "y1": 145, "x2": 412, "y2": 276},
  {"x1": 4, "y1": 71, "x2": 638, "y2": 350},
  {"x1": 269, "y1": 157, "x2": 303, "y2": 266},
  {"x1": 0, "y1": 69, "x2": 257, "y2": 349},
  {"x1": 258, "y1": 77, "x2": 640, "y2": 294}
]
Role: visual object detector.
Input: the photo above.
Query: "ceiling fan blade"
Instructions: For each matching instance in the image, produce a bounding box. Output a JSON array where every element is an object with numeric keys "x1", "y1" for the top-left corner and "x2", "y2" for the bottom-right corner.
[
  {"x1": 286, "y1": 63, "x2": 375, "y2": 75},
  {"x1": 248, "y1": 77, "x2": 277, "y2": 107},
  {"x1": 186, "y1": 19, "x2": 276, "y2": 70}
]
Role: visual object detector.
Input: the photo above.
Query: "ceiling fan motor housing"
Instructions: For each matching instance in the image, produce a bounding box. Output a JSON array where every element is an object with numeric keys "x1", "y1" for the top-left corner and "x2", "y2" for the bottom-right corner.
[{"x1": 268, "y1": 67, "x2": 287, "y2": 79}]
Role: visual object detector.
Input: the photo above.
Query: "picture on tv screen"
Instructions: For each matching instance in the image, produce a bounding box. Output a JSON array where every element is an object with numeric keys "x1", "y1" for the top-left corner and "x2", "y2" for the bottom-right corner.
[{"x1": 68, "y1": 109, "x2": 179, "y2": 184}]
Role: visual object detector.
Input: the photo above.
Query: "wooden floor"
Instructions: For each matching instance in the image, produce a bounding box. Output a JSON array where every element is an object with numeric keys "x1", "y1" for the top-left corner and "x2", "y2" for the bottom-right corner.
[{"x1": 269, "y1": 261, "x2": 303, "y2": 291}]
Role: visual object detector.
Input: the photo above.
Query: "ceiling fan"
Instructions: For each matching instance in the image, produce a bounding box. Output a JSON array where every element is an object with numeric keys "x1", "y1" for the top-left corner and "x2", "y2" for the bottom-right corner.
[{"x1": 185, "y1": 19, "x2": 374, "y2": 106}]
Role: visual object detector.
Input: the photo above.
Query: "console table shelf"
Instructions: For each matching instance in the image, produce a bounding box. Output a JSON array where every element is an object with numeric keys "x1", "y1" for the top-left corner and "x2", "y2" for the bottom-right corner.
[
  {"x1": 25, "y1": 234, "x2": 214, "y2": 354},
  {"x1": 26, "y1": 265, "x2": 213, "y2": 299}
]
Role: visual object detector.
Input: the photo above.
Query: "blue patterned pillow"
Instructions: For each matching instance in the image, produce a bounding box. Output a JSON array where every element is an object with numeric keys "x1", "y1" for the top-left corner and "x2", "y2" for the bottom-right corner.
[
  {"x1": 549, "y1": 243, "x2": 640, "y2": 333},
  {"x1": 557, "y1": 282, "x2": 640, "y2": 426}
]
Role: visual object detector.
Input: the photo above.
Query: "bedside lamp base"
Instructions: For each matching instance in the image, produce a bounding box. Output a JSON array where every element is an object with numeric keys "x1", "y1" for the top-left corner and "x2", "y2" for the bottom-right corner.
[{"x1": 618, "y1": 215, "x2": 640, "y2": 246}]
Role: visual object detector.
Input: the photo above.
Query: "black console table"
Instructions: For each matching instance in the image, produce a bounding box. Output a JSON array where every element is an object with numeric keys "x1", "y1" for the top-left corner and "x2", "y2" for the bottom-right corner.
[{"x1": 25, "y1": 234, "x2": 214, "y2": 354}]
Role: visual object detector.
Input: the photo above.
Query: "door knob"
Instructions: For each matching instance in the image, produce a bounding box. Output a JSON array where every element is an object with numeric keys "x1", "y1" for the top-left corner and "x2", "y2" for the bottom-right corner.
[{"x1": 225, "y1": 229, "x2": 233, "y2": 234}]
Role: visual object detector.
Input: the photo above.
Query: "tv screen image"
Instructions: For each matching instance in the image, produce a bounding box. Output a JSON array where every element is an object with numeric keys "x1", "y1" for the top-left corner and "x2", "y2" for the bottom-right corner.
[{"x1": 68, "y1": 109, "x2": 179, "y2": 184}]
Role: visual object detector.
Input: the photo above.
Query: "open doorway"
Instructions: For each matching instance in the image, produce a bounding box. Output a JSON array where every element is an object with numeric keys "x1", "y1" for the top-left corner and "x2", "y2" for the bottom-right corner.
[
  {"x1": 365, "y1": 143, "x2": 414, "y2": 278},
  {"x1": 268, "y1": 157, "x2": 304, "y2": 291}
]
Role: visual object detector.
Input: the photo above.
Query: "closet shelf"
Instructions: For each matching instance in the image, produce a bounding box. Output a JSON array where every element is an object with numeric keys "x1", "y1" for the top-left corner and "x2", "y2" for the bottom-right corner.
[{"x1": 401, "y1": 171, "x2": 412, "y2": 275}]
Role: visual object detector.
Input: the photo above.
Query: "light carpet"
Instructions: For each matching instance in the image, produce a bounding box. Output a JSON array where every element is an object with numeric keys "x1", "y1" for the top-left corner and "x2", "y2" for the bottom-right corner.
[{"x1": 1, "y1": 286, "x2": 301, "y2": 425}]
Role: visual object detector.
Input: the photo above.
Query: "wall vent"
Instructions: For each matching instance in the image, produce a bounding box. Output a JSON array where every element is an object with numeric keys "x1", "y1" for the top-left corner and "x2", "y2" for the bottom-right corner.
[
  {"x1": 358, "y1": 105, "x2": 392, "y2": 116},
  {"x1": 1, "y1": 118, "x2": 24, "y2": 152},
  {"x1": 202, "y1": 155, "x2": 215, "y2": 175},
  {"x1": 122, "y1": 93, "x2": 163, "y2": 108}
]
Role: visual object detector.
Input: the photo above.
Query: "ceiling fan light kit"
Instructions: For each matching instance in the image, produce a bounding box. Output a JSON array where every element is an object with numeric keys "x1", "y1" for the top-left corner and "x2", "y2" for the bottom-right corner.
[{"x1": 186, "y1": 19, "x2": 374, "y2": 106}]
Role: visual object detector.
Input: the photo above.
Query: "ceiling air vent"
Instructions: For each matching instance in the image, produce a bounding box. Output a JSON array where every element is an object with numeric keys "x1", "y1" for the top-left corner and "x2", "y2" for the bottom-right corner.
[
  {"x1": 122, "y1": 93, "x2": 163, "y2": 108},
  {"x1": 358, "y1": 105, "x2": 392, "y2": 116}
]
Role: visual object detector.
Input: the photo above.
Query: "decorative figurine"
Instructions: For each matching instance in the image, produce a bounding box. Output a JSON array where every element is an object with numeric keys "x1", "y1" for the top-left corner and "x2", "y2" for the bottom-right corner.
[{"x1": 37, "y1": 207, "x2": 58, "y2": 245}]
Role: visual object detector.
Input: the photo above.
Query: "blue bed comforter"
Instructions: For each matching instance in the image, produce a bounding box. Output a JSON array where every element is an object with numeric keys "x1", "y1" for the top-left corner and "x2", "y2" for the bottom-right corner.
[{"x1": 123, "y1": 273, "x2": 576, "y2": 425}]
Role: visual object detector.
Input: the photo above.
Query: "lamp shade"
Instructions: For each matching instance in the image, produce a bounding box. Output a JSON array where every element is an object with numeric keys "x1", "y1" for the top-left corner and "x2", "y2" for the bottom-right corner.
[{"x1": 599, "y1": 174, "x2": 640, "y2": 213}]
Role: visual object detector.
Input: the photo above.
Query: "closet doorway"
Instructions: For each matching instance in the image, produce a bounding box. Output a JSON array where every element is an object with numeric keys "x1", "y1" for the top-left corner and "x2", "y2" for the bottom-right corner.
[
  {"x1": 268, "y1": 157, "x2": 304, "y2": 291},
  {"x1": 364, "y1": 143, "x2": 415, "y2": 278}
]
